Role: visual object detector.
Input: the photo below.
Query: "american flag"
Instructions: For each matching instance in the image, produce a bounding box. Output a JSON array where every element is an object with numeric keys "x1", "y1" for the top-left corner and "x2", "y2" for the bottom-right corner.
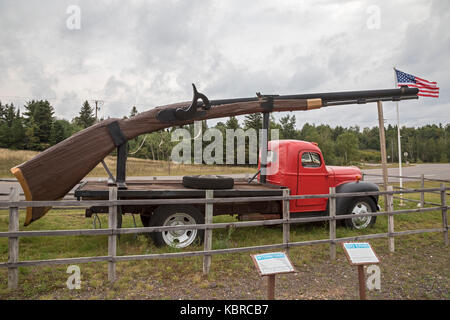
[{"x1": 395, "y1": 68, "x2": 439, "y2": 98}]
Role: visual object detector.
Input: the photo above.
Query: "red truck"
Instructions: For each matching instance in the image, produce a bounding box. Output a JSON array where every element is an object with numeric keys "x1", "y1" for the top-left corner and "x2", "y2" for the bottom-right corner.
[{"x1": 75, "y1": 139, "x2": 379, "y2": 248}]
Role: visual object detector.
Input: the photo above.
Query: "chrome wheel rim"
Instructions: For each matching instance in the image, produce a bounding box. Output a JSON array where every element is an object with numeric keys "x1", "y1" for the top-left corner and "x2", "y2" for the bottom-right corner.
[
  {"x1": 162, "y1": 213, "x2": 197, "y2": 248},
  {"x1": 351, "y1": 201, "x2": 372, "y2": 229}
]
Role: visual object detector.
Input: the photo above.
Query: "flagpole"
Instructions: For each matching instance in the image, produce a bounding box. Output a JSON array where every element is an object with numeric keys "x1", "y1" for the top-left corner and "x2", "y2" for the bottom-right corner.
[{"x1": 393, "y1": 67, "x2": 404, "y2": 206}]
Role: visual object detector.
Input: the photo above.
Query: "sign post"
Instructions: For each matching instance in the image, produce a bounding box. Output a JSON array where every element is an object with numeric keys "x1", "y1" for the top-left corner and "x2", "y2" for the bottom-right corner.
[
  {"x1": 251, "y1": 252, "x2": 295, "y2": 300},
  {"x1": 342, "y1": 242, "x2": 380, "y2": 300}
]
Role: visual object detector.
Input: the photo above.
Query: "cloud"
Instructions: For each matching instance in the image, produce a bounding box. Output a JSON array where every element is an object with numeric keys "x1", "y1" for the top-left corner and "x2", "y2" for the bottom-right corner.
[{"x1": 0, "y1": 0, "x2": 448, "y2": 129}]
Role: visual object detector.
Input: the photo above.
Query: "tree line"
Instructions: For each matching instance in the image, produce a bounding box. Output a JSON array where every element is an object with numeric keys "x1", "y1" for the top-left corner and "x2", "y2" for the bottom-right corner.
[{"x1": 0, "y1": 100, "x2": 448, "y2": 165}]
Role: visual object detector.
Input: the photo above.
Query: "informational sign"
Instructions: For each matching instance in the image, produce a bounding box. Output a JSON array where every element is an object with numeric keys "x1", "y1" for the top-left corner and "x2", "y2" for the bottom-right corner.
[
  {"x1": 342, "y1": 242, "x2": 380, "y2": 266},
  {"x1": 251, "y1": 252, "x2": 295, "y2": 276}
]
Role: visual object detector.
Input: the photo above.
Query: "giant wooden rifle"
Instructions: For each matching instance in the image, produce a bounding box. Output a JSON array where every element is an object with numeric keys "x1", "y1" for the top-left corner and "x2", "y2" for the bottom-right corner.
[{"x1": 11, "y1": 84, "x2": 419, "y2": 225}]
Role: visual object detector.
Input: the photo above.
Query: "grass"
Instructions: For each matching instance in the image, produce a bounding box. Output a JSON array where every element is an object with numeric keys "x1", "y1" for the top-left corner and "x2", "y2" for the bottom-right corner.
[
  {"x1": 0, "y1": 180, "x2": 448, "y2": 300},
  {"x1": 0, "y1": 149, "x2": 39, "y2": 178},
  {"x1": 0, "y1": 148, "x2": 254, "y2": 178},
  {"x1": 0, "y1": 148, "x2": 448, "y2": 299}
]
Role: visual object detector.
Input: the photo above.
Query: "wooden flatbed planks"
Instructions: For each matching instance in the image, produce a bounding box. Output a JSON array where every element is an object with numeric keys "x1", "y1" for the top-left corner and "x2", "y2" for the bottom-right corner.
[{"x1": 75, "y1": 180, "x2": 284, "y2": 200}]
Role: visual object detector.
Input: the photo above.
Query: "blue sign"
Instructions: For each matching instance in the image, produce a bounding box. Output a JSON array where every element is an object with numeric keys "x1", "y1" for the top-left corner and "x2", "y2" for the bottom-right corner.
[
  {"x1": 344, "y1": 243, "x2": 370, "y2": 249},
  {"x1": 255, "y1": 253, "x2": 286, "y2": 261}
]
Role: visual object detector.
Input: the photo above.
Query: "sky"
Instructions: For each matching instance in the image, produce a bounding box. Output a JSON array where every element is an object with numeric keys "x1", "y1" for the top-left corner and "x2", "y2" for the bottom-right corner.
[{"x1": 0, "y1": 0, "x2": 449, "y2": 130}]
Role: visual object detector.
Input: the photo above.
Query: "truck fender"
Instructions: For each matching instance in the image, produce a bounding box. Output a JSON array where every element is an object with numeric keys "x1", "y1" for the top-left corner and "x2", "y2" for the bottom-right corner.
[{"x1": 334, "y1": 181, "x2": 380, "y2": 216}]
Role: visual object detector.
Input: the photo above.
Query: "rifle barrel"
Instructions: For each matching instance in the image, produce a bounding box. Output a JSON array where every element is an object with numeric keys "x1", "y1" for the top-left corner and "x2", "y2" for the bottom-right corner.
[{"x1": 208, "y1": 87, "x2": 419, "y2": 106}]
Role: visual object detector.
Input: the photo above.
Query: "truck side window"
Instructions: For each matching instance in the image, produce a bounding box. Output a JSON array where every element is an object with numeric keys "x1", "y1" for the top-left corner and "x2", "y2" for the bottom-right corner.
[{"x1": 301, "y1": 152, "x2": 321, "y2": 168}]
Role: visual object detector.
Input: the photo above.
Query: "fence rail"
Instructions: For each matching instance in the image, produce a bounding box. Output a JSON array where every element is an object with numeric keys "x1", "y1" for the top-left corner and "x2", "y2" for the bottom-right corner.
[
  {"x1": 0, "y1": 184, "x2": 448, "y2": 290},
  {"x1": 362, "y1": 172, "x2": 450, "y2": 183},
  {"x1": 362, "y1": 173, "x2": 450, "y2": 208}
]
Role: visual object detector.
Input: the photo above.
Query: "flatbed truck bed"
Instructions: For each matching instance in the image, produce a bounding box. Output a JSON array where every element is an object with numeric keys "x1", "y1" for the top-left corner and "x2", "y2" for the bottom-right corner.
[{"x1": 75, "y1": 179, "x2": 285, "y2": 220}]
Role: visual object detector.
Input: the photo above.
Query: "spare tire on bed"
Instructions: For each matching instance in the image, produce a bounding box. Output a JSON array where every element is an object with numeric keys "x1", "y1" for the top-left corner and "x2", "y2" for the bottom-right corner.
[{"x1": 182, "y1": 175, "x2": 234, "y2": 189}]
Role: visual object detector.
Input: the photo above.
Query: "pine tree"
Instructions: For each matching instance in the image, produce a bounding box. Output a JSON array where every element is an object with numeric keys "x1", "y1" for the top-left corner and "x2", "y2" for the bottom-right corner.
[
  {"x1": 23, "y1": 100, "x2": 55, "y2": 148},
  {"x1": 279, "y1": 114, "x2": 297, "y2": 139},
  {"x1": 50, "y1": 120, "x2": 66, "y2": 145},
  {"x1": 74, "y1": 101, "x2": 95, "y2": 128},
  {"x1": 10, "y1": 108, "x2": 26, "y2": 149},
  {"x1": 225, "y1": 116, "x2": 240, "y2": 130},
  {"x1": 244, "y1": 113, "x2": 262, "y2": 131}
]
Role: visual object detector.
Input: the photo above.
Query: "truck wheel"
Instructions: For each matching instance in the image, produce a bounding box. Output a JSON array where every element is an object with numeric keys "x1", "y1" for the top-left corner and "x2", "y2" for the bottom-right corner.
[
  {"x1": 149, "y1": 205, "x2": 204, "y2": 248},
  {"x1": 344, "y1": 197, "x2": 377, "y2": 229},
  {"x1": 182, "y1": 175, "x2": 234, "y2": 189}
]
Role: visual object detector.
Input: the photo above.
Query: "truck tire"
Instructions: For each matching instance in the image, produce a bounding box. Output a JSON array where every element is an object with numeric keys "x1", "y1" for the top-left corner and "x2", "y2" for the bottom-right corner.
[
  {"x1": 344, "y1": 197, "x2": 377, "y2": 229},
  {"x1": 149, "y1": 205, "x2": 204, "y2": 248},
  {"x1": 182, "y1": 175, "x2": 234, "y2": 189}
]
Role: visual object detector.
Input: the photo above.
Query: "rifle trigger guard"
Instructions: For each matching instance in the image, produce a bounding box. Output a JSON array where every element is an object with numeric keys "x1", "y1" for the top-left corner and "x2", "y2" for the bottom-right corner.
[{"x1": 156, "y1": 83, "x2": 210, "y2": 123}]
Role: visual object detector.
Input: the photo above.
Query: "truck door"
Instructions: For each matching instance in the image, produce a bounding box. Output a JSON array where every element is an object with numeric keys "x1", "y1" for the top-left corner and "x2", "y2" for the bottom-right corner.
[{"x1": 296, "y1": 151, "x2": 329, "y2": 211}]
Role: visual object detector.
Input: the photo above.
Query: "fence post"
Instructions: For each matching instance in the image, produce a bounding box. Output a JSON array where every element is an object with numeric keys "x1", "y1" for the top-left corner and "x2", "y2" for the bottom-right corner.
[
  {"x1": 420, "y1": 174, "x2": 425, "y2": 207},
  {"x1": 329, "y1": 187, "x2": 336, "y2": 260},
  {"x1": 441, "y1": 183, "x2": 448, "y2": 246},
  {"x1": 282, "y1": 189, "x2": 290, "y2": 253},
  {"x1": 203, "y1": 190, "x2": 213, "y2": 276},
  {"x1": 8, "y1": 187, "x2": 20, "y2": 290},
  {"x1": 387, "y1": 186, "x2": 395, "y2": 253},
  {"x1": 108, "y1": 187, "x2": 118, "y2": 283}
]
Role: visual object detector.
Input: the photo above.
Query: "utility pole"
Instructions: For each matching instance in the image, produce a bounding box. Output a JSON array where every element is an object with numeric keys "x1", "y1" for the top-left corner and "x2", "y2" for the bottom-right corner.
[{"x1": 91, "y1": 100, "x2": 104, "y2": 122}]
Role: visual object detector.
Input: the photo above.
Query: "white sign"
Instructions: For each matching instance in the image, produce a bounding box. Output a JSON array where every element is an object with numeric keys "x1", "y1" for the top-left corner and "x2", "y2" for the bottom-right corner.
[
  {"x1": 342, "y1": 242, "x2": 380, "y2": 265},
  {"x1": 251, "y1": 252, "x2": 295, "y2": 276}
]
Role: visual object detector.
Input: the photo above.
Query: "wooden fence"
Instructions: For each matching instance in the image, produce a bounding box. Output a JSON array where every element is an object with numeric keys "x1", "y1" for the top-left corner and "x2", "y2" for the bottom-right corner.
[
  {"x1": 362, "y1": 173, "x2": 450, "y2": 207},
  {"x1": 0, "y1": 185, "x2": 448, "y2": 290}
]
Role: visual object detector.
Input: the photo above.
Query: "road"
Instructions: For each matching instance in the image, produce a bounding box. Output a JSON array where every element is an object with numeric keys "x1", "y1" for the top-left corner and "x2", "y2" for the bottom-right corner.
[
  {"x1": 360, "y1": 163, "x2": 450, "y2": 183},
  {"x1": 1, "y1": 163, "x2": 449, "y2": 200}
]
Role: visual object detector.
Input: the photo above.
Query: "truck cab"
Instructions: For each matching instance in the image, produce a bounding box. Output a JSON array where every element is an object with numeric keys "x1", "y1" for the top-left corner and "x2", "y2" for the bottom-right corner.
[{"x1": 260, "y1": 140, "x2": 378, "y2": 225}]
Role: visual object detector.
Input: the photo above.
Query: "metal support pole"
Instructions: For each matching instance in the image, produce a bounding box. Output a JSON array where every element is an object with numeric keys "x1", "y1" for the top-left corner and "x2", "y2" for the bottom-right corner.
[
  {"x1": 393, "y1": 67, "x2": 404, "y2": 206},
  {"x1": 116, "y1": 143, "x2": 128, "y2": 189},
  {"x1": 260, "y1": 112, "x2": 270, "y2": 184},
  {"x1": 101, "y1": 160, "x2": 116, "y2": 185}
]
